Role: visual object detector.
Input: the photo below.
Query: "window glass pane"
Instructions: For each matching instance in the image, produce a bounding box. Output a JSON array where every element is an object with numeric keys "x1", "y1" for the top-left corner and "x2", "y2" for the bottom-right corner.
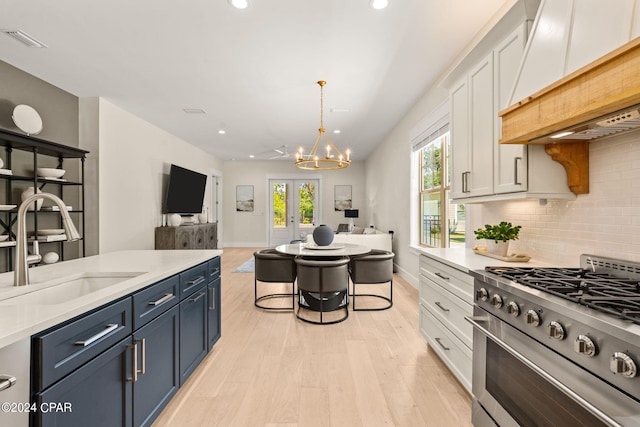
[
  {"x1": 447, "y1": 190, "x2": 465, "y2": 248},
  {"x1": 273, "y1": 183, "x2": 287, "y2": 228},
  {"x1": 421, "y1": 138, "x2": 442, "y2": 191},
  {"x1": 421, "y1": 192, "x2": 442, "y2": 247},
  {"x1": 298, "y1": 182, "x2": 315, "y2": 229},
  {"x1": 445, "y1": 134, "x2": 451, "y2": 187}
]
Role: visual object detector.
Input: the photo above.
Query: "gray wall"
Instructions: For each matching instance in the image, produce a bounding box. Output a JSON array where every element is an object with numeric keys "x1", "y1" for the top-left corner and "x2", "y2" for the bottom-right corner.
[{"x1": 0, "y1": 60, "x2": 78, "y2": 145}]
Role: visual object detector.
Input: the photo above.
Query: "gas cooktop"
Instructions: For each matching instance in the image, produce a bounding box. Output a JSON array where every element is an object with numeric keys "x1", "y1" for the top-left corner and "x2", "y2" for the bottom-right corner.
[{"x1": 485, "y1": 264, "x2": 640, "y2": 325}]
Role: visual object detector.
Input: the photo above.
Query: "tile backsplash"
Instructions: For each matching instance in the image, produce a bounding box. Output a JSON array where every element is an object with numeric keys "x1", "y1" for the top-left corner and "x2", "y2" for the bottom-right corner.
[{"x1": 469, "y1": 132, "x2": 640, "y2": 266}]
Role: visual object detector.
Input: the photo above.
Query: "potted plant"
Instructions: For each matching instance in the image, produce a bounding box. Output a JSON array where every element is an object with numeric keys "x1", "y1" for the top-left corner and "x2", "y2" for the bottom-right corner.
[{"x1": 474, "y1": 221, "x2": 522, "y2": 257}]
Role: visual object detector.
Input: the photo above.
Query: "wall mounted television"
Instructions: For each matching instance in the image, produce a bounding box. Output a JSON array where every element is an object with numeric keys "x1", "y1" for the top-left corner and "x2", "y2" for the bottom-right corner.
[{"x1": 163, "y1": 164, "x2": 207, "y2": 214}]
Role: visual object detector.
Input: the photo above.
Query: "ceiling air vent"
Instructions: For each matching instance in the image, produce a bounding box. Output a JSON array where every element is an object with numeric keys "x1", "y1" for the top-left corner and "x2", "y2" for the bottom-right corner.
[
  {"x1": 1, "y1": 30, "x2": 48, "y2": 48},
  {"x1": 183, "y1": 108, "x2": 206, "y2": 114}
]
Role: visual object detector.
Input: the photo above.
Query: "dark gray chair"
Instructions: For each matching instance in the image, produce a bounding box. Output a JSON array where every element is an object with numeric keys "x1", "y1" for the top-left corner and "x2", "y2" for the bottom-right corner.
[
  {"x1": 295, "y1": 256, "x2": 350, "y2": 324},
  {"x1": 254, "y1": 249, "x2": 297, "y2": 311},
  {"x1": 349, "y1": 250, "x2": 394, "y2": 311}
]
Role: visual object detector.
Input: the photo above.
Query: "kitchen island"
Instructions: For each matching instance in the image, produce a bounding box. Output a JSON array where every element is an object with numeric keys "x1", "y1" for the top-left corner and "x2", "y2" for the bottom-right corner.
[{"x1": 0, "y1": 249, "x2": 222, "y2": 427}]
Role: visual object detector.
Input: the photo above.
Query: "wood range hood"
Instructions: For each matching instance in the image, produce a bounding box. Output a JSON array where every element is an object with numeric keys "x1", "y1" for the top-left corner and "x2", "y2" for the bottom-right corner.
[{"x1": 499, "y1": 37, "x2": 640, "y2": 195}]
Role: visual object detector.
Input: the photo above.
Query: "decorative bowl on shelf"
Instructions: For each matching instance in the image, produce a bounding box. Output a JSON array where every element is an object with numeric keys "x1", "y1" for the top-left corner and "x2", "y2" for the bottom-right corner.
[
  {"x1": 0, "y1": 235, "x2": 8, "y2": 242},
  {"x1": 37, "y1": 168, "x2": 66, "y2": 179}
]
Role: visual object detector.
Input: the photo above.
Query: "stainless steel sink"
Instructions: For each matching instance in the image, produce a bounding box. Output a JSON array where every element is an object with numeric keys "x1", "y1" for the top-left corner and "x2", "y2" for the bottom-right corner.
[{"x1": 0, "y1": 272, "x2": 145, "y2": 305}]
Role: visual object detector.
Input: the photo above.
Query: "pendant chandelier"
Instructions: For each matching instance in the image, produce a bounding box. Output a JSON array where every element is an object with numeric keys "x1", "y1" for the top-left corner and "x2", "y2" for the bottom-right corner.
[{"x1": 295, "y1": 80, "x2": 351, "y2": 170}]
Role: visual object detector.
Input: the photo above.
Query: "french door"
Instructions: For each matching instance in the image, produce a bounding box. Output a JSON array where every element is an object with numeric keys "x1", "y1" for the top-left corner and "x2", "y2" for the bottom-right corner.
[{"x1": 268, "y1": 179, "x2": 319, "y2": 246}]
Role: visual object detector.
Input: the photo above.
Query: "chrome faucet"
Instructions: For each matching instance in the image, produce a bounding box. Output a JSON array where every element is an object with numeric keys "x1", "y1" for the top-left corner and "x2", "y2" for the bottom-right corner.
[{"x1": 14, "y1": 192, "x2": 81, "y2": 286}]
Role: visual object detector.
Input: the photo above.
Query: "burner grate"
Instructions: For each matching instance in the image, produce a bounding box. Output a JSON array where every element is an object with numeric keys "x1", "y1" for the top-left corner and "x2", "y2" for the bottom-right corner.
[{"x1": 485, "y1": 265, "x2": 640, "y2": 325}]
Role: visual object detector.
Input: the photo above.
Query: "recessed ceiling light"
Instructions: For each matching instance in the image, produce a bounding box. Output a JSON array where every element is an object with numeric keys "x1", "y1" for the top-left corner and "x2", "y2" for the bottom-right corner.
[
  {"x1": 183, "y1": 108, "x2": 206, "y2": 114},
  {"x1": 330, "y1": 107, "x2": 350, "y2": 113},
  {"x1": 218, "y1": 130, "x2": 226, "y2": 135},
  {"x1": 333, "y1": 130, "x2": 341, "y2": 134},
  {"x1": 229, "y1": 0, "x2": 249, "y2": 9},
  {"x1": 249, "y1": 155, "x2": 255, "y2": 159},
  {"x1": 370, "y1": 0, "x2": 389, "y2": 10},
  {"x1": 1, "y1": 29, "x2": 48, "y2": 48}
]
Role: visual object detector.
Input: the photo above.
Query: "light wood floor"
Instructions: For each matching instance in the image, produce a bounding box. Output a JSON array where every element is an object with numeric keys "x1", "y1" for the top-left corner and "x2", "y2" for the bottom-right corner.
[{"x1": 153, "y1": 247, "x2": 472, "y2": 427}]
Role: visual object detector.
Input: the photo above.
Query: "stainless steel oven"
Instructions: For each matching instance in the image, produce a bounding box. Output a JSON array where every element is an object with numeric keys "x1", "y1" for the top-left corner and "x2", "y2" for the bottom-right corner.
[{"x1": 468, "y1": 255, "x2": 640, "y2": 427}]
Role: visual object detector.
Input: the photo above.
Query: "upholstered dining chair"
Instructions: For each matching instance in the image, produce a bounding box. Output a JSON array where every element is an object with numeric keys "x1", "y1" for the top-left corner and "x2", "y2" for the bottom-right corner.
[
  {"x1": 254, "y1": 249, "x2": 297, "y2": 311},
  {"x1": 294, "y1": 256, "x2": 350, "y2": 324},
  {"x1": 349, "y1": 249, "x2": 394, "y2": 311}
]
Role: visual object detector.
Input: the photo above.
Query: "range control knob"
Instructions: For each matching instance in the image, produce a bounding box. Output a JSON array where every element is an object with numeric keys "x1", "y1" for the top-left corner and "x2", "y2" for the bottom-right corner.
[
  {"x1": 574, "y1": 335, "x2": 598, "y2": 357},
  {"x1": 476, "y1": 288, "x2": 489, "y2": 301},
  {"x1": 610, "y1": 353, "x2": 637, "y2": 378},
  {"x1": 506, "y1": 301, "x2": 520, "y2": 317},
  {"x1": 547, "y1": 321, "x2": 565, "y2": 340},
  {"x1": 525, "y1": 309, "x2": 540, "y2": 327},
  {"x1": 491, "y1": 294, "x2": 503, "y2": 309}
]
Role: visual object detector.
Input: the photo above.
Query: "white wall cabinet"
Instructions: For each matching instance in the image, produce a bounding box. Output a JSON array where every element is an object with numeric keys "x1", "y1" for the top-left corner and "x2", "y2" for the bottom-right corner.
[
  {"x1": 450, "y1": 53, "x2": 494, "y2": 199},
  {"x1": 418, "y1": 254, "x2": 473, "y2": 393},
  {"x1": 449, "y1": 22, "x2": 575, "y2": 203}
]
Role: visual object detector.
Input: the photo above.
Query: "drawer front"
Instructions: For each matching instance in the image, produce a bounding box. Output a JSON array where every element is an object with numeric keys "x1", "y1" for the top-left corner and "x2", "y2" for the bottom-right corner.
[
  {"x1": 208, "y1": 257, "x2": 221, "y2": 282},
  {"x1": 34, "y1": 298, "x2": 133, "y2": 391},
  {"x1": 179, "y1": 262, "x2": 208, "y2": 299},
  {"x1": 419, "y1": 304, "x2": 472, "y2": 393},
  {"x1": 133, "y1": 275, "x2": 179, "y2": 330},
  {"x1": 419, "y1": 255, "x2": 473, "y2": 303},
  {"x1": 420, "y1": 276, "x2": 473, "y2": 348}
]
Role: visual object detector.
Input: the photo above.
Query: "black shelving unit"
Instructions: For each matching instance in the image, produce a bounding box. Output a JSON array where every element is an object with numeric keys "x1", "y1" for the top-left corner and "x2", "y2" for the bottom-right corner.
[{"x1": 0, "y1": 128, "x2": 89, "y2": 272}]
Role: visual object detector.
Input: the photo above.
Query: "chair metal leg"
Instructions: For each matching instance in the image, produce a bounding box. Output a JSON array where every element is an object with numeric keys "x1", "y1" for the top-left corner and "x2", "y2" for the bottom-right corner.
[
  {"x1": 351, "y1": 279, "x2": 393, "y2": 311},
  {"x1": 254, "y1": 279, "x2": 296, "y2": 311}
]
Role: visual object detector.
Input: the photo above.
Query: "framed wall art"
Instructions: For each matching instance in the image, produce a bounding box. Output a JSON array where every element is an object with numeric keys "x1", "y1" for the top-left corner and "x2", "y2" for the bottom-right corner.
[
  {"x1": 334, "y1": 185, "x2": 352, "y2": 211},
  {"x1": 236, "y1": 185, "x2": 254, "y2": 212}
]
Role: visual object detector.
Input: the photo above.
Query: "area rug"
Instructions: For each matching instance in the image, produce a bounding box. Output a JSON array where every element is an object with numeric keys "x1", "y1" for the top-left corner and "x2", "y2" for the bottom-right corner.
[{"x1": 233, "y1": 258, "x2": 254, "y2": 273}]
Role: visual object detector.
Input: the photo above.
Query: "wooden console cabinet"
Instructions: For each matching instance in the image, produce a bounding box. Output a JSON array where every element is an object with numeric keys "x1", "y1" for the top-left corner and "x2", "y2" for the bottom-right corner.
[{"x1": 155, "y1": 223, "x2": 217, "y2": 250}]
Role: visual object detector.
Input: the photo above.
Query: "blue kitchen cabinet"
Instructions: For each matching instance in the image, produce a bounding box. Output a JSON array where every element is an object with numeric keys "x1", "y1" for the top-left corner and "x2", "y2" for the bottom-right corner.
[
  {"x1": 207, "y1": 257, "x2": 221, "y2": 351},
  {"x1": 179, "y1": 284, "x2": 208, "y2": 385},
  {"x1": 31, "y1": 257, "x2": 219, "y2": 426},
  {"x1": 207, "y1": 276, "x2": 221, "y2": 350},
  {"x1": 133, "y1": 304, "x2": 180, "y2": 427},
  {"x1": 34, "y1": 337, "x2": 133, "y2": 427}
]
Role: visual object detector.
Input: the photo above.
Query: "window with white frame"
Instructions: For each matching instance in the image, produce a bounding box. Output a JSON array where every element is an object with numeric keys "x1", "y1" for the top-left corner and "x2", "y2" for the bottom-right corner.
[{"x1": 412, "y1": 106, "x2": 465, "y2": 248}]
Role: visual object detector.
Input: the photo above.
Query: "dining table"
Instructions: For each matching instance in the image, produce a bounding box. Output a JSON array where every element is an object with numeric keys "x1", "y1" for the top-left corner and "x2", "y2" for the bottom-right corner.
[{"x1": 274, "y1": 242, "x2": 371, "y2": 258}]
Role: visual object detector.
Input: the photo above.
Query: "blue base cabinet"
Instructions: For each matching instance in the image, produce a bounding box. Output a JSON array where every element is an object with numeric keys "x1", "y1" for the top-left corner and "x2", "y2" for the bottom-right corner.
[
  {"x1": 179, "y1": 285, "x2": 208, "y2": 385},
  {"x1": 133, "y1": 305, "x2": 180, "y2": 427},
  {"x1": 34, "y1": 337, "x2": 133, "y2": 427},
  {"x1": 207, "y1": 276, "x2": 221, "y2": 350},
  {"x1": 31, "y1": 256, "x2": 221, "y2": 427}
]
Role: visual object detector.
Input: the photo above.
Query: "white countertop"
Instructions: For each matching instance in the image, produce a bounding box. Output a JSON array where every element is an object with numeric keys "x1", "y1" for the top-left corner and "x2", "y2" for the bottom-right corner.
[
  {"x1": 415, "y1": 247, "x2": 554, "y2": 273},
  {"x1": 0, "y1": 249, "x2": 222, "y2": 348}
]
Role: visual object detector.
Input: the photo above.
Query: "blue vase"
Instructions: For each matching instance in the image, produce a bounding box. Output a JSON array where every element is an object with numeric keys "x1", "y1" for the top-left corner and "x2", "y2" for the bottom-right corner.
[{"x1": 313, "y1": 224, "x2": 334, "y2": 246}]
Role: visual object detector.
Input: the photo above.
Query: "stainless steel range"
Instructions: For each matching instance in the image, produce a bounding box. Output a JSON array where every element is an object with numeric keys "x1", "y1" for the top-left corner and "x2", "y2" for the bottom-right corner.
[{"x1": 468, "y1": 254, "x2": 640, "y2": 427}]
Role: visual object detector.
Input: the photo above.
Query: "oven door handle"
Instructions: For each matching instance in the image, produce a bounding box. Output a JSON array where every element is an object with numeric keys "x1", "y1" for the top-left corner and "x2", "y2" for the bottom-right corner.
[{"x1": 465, "y1": 316, "x2": 623, "y2": 427}]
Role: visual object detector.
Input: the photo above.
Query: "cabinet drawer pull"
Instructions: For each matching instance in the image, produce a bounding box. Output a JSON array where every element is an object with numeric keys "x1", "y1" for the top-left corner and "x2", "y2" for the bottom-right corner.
[
  {"x1": 434, "y1": 337, "x2": 450, "y2": 351},
  {"x1": 210, "y1": 268, "x2": 220, "y2": 277},
  {"x1": 127, "y1": 343, "x2": 138, "y2": 382},
  {"x1": 186, "y1": 276, "x2": 205, "y2": 287},
  {"x1": 74, "y1": 323, "x2": 118, "y2": 347},
  {"x1": 434, "y1": 272, "x2": 450, "y2": 281},
  {"x1": 189, "y1": 291, "x2": 206, "y2": 304},
  {"x1": 136, "y1": 338, "x2": 146, "y2": 375},
  {"x1": 148, "y1": 293, "x2": 174, "y2": 306},
  {"x1": 0, "y1": 375, "x2": 16, "y2": 392},
  {"x1": 435, "y1": 301, "x2": 450, "y2": 312}
]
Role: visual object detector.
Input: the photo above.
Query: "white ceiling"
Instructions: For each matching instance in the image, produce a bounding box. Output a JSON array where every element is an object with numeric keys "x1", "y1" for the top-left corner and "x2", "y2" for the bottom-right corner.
[{"x1": 0, "y1": 0, "x2": 509, "y2": 161}]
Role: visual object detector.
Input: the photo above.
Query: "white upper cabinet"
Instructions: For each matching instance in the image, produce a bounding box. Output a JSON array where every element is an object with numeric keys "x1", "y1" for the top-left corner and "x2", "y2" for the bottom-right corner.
[
  {"x1": 450, "y1": 53, "x2": 494, "y2": 199},
  {"x1": 448, "y1": 9, "x2": 575, "y2": 203},
  {"x1": 494, "y1": 25, "x2": 527, "y2": 194}
]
